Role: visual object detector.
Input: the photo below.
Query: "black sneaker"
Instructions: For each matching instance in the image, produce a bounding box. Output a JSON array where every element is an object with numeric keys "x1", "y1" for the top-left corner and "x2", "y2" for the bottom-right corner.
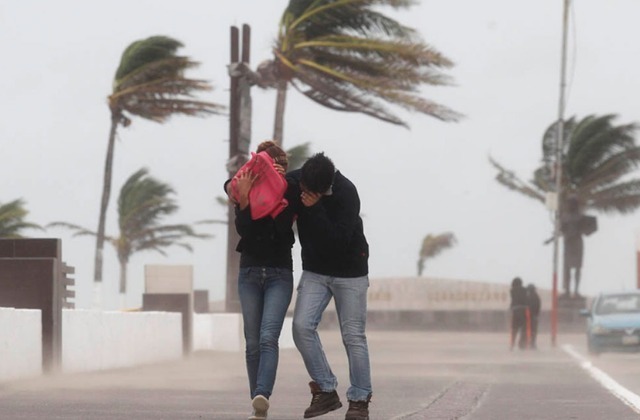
[
  {"x1": 345, "y1": 395, "x2": 371, "y2": 420},
  {"x1": 303, "y1": 381, "x2": 342, "y2": 419}
]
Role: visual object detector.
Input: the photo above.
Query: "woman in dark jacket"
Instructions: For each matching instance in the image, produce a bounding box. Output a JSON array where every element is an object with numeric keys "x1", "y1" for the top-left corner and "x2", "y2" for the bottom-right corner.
[
  {"x1": 227, "y1": 141, "x2": 300, "y2": 420},
  {"x1": 510, "y1": 277, "x2": 529, "y2": 350}
]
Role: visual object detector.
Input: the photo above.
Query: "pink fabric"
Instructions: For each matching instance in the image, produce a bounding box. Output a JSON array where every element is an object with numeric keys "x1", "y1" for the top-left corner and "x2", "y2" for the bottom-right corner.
[{"x1": 229, "y1": 151, "x2": 288, "y2": 220}]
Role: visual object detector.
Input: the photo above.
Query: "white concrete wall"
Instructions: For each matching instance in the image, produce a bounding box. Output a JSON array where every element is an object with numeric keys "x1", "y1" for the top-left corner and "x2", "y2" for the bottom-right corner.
[
  {"x1": 193, "y1": 313, "x2": 294, "y2": 352},
  {"x1": 0, "y1": 307, "x2": 42, "y2": 382},
  {"x1": 62, "y1": 309, "x2": 182, "y2": 373},
  {"x1": 1, "y1": 308, "x2": 293, "y2": 382}
]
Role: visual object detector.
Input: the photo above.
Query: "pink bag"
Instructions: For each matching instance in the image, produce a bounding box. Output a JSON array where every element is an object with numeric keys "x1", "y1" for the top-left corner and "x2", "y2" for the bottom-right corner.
[{"x1": 229, "y1": 151, "x2": 289, "y2": 220}]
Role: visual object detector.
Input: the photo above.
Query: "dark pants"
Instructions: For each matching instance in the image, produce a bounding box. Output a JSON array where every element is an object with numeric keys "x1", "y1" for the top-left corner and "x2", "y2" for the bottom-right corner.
[
  {"x1": 529, "y1": 315, "x2": 538, "y2": 348},
  {"x1": 511, "y1": 307, "x2": 528, "y2": 349}
]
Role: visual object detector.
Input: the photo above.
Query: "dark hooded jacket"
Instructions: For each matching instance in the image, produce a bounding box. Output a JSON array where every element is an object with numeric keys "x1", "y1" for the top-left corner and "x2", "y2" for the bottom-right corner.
[
  {"x1": 510, "y1": 280, "x2": 528, "y2": 309},
  {"x1": 287, "y1": 169, "x2": 369, "y2": 278},
  {"x1": 224, "y1": 178, "x2": 300, "y2": 270}
]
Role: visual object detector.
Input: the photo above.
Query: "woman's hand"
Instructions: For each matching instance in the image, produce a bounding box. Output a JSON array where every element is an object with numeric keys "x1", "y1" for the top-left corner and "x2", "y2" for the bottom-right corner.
[
  {"x1": 236, "y1": 171, "x2": 257, "y2": 209},
  {"x1": 273, "y1": 163, "x2": 286, "y2": 175}
]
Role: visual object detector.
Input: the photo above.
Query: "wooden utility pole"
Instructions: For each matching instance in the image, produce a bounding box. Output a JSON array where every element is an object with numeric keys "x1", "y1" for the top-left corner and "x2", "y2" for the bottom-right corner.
[{"x1": 225, "y1": 24, "x2": 252, "y2": 312}]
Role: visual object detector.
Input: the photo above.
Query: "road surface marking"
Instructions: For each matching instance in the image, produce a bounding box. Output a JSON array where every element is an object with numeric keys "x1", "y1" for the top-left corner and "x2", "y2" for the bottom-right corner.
[{"x1": 563, "y1": 344, "x2": 640, "y2": 414}]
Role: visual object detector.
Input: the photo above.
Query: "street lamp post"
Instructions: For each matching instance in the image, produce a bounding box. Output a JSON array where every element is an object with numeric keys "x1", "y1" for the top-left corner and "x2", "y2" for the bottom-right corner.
[{"x1": 551, "y1": 0, "x2": 571, "y2": 346}]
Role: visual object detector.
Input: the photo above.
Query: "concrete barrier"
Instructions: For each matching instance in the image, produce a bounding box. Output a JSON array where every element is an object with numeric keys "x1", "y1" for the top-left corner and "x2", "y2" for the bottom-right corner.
[
  {"x1": 62, "y1": 310, "x2": 182, "y2": 373},
  {"x1": 143, "y1": 265, "x2": 194, "y2": 354},
  {"x1": 0, "y1": 307, "x2": 42, "y2": 382},
  {"x1": 0, "y1": 308, "x2": 291, "y2": 384}
]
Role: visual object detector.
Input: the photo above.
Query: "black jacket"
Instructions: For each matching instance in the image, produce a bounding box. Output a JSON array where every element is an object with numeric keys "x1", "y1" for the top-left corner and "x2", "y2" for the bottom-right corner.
[
  {"x1": 527, "y1": 290, "x2": 541, "y2": 317},
  {"x1": 287, "y1": 169, "x2": 369, "y2": 278},
  {"x1": 225, "y1": 178, "x2": 300, "y2": 270},
  {"x1": 510, "y1": 285, "x2": 528, "y2": 309}
]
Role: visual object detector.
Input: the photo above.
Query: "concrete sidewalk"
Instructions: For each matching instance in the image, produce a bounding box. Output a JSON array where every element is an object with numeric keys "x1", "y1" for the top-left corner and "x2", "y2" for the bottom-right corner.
[{"x1": 1, "y1": 330, "x2": 638, "y2": 419}]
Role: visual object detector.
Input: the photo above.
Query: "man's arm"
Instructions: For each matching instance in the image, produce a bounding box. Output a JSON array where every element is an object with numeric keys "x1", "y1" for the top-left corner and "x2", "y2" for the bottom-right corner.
[{"x1": 301, "y1": 186, "x2": 361, "y2": 254}]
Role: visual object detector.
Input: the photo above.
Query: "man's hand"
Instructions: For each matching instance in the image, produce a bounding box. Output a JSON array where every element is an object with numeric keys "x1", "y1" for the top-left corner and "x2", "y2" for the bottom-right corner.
[{"x1": 301, "y1": 190, "x2": 322, "y2": 207}]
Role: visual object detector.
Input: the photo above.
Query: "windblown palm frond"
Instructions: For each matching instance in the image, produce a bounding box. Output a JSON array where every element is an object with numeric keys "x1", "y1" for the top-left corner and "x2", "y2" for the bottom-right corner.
[
  {"x1": 489, "y1": 157, "x2": 546, "y2": 202},
  {"x1": 264, "y1": 0, "x2": 460, "y2": 143},
  {"x1": 110, "y1": 36, "x2": 224, "y2": 123},
  {"x1": 417, "y1": 231, "x2": 456, "y2": 276},
  {"x1": 0, "y1": 199, "x2": 42, "y2": 238},
  {"x1": 46, "y1": 222, "x2": 101, "y2": 238}
]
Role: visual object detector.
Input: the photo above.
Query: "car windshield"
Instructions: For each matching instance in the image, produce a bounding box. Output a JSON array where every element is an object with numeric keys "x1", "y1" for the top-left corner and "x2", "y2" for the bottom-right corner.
[{"x1": 595, "y1": 294, "x2": 640, "y2": 315}]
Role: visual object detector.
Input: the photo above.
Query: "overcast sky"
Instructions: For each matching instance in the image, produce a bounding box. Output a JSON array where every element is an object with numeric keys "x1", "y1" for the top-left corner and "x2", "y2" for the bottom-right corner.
[{"x1": 2, "y1": 0, "x2": 640, "y2": 309}]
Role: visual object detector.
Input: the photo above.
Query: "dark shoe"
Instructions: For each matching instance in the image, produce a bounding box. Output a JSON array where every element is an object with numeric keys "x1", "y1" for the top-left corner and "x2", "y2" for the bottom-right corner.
[
  {"x1": 303, "y1": 381, "x2": 342, "y2": 419},
  {"x1": 345, "y1": 395, "x2": 371, "y2": 420}
]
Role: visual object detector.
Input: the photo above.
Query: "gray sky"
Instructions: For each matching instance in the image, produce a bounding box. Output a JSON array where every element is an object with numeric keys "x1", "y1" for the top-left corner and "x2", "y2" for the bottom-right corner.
[{"x1": 2, "y1": 0, "x2": 640, "y2": 309}]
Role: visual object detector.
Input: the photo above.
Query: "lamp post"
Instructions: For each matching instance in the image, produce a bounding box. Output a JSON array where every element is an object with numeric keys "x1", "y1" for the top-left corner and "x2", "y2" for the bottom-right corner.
[{"x1": 551, "y1": 0, "x2": 571, "y2": 347}]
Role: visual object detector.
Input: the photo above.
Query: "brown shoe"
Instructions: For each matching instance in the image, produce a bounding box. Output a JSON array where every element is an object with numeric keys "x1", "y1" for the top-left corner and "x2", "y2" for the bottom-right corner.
[
  {"x1": 303, "y1": 381, "x2": 342, "y2": 418},
  {"x1": 345, "y1": 395, "x2": 371, "y2": 420}
]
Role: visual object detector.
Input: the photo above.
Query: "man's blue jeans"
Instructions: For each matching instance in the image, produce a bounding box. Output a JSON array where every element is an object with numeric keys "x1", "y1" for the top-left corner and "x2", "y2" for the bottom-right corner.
[
  {"x1": 238, "y1": 266, "x2": 293, "y2": 399},
  {"x1": 292, "y1": 270, "x2": 372, "y2": 402}
]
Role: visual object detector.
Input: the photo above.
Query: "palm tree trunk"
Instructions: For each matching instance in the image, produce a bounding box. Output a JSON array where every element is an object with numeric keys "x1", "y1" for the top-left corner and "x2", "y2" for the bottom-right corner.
[
  {"x1": 119, "y1": 258, "x2": 127, "y2": 294},
  {"x1": 119, "y1": 258, "x2": 127, "y2": 308},
  {"x1": 94, "y1": 113, "x2": 119, "y2": 305},
  {"x1": 273, "y1": 80, "x2": 288, "y2": 146}
]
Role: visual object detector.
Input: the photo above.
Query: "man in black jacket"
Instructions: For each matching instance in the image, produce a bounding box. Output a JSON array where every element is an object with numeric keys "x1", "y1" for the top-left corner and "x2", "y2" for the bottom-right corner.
[
  {"x1": 288, "y1": 153, "x2": 372, "y2": 420},
  {"x1": 526, "y1": 284, "x2": 541, "y2": 350}
]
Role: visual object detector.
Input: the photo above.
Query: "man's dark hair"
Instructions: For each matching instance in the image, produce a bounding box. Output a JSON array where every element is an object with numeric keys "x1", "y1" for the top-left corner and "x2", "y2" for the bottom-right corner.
[{"x1": 301, "y1": 152, "x2": 335, "y2": 193}]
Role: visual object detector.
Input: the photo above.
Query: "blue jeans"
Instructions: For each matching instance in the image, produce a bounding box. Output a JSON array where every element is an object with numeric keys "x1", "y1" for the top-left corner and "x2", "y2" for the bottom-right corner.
[
  {"x1": 238, "y1": 266, "x2": 293, "y2": 399},
  {"x1": 292, "y1": 271, "x2": 372, "y2": 401}
]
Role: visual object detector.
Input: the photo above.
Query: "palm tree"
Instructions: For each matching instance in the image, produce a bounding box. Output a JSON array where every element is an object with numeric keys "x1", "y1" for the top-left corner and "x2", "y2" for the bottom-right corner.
[
  {"x1": 94, "y1": 35, "x2": 224, "y2": 300},
  {"x1": 255, "y1": 0, "x2": 461, "y2": 144},
  {"x1": 490, "y1": 114, "x2": 640, "y2": 294},
  {"x1": 52, "y1": 168, "x2": 210, "y2": 306},
  {"x1": 0, "y1": 199, "x2": 42, "y2": 238},
  {"x1": 286, "y1": 142, "x2": 311, "y2": 170},
  {"x1": 417, "y1": 232, "x2": 456, "y2": 276}
]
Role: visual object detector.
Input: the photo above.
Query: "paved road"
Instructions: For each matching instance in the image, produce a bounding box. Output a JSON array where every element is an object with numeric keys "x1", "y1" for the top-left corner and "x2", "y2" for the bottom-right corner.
[{"x1": 1, "y1": 330, "x2": 639, "y2": 419}]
